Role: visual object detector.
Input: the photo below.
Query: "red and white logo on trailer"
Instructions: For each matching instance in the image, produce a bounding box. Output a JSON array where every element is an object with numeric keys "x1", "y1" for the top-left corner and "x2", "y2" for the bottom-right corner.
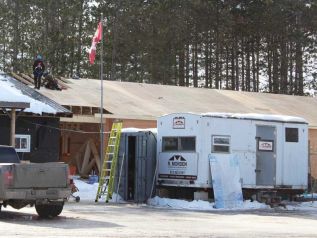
[{"x1": 173, "y1": 117, "x2": 185, "y2": 129}]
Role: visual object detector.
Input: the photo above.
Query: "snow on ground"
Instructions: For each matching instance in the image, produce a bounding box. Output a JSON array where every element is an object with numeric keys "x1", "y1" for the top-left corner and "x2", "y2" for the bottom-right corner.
[
  {"x1": 147, "y1": 196, "x2": 269, "y2": 211},
  {"x1": 73, "y1": 178, "x2": 269, "y2": 210},
  {"x1": 286, "y1": 201, "x2": 317, "y2": 211},
  {"x1": 72, "y1": 178, "x2": 317, "y2": 213}
]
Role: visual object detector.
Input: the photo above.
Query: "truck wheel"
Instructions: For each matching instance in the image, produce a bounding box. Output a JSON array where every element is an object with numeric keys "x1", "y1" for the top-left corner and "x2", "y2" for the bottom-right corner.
[
  {"x1": 35, "y1": 204, "x2": 50, "y2": 218},
  {"x1": 35, "y1": 202, "x2": 64, "y2": 218},
  {"x1": 49, "y1": 203, "x2": 64, "y2": 217}
]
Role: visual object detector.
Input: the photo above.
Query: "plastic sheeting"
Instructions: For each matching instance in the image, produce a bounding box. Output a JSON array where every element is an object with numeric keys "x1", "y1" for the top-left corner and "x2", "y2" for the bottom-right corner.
[{"x1": 209, "y1": 154, "x2": 243, "y2": 209}]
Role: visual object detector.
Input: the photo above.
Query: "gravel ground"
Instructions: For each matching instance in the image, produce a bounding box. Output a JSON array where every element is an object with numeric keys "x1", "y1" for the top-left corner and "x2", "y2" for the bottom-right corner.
[{"x1": 0, "y1": 201, "x2": 317, "y2": 238}]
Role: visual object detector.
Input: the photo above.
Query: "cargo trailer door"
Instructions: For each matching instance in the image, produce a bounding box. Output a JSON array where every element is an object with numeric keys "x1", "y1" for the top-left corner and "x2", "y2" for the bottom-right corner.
[
  {"x1": 256, "y1": 125, "x2": 276, "y2": 186},
  {"x1": 127, "y1": 136, "x2": 136, "y2": 201}
]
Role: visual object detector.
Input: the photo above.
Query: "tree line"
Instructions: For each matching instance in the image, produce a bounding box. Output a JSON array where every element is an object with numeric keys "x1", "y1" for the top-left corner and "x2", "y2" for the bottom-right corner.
[{"x1": 0, "y1": 0, "x2": 316, "y2": 95}]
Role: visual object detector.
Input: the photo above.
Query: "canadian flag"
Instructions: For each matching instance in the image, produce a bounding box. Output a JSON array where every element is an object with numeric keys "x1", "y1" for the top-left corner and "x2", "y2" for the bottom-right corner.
[{"x1": 89, "y1": 21, "x2": 103, "y2": 65}]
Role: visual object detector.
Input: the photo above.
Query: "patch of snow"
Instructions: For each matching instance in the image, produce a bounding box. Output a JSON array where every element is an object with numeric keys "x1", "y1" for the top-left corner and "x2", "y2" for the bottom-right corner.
[
  {"x1": 147, "y1": 196, "x2": 269, "y2": 211},
  {"x1": 110, "y1": 193, "x2": 125, "y2": 203},
  {"x1": 0, "y1": 76, "x2": 57, "y2": 115}
]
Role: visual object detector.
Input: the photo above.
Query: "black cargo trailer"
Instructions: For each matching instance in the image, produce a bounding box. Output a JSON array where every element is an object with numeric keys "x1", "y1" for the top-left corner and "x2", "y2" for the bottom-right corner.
[{"x1": 114, "y1": 130, "x2": 157, "y2": 203}]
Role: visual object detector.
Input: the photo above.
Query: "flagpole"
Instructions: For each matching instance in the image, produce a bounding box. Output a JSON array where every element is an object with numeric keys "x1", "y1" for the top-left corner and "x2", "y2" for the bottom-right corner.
[{"x1": 100, "y1": 13, "x2": 104, "y2": 172}]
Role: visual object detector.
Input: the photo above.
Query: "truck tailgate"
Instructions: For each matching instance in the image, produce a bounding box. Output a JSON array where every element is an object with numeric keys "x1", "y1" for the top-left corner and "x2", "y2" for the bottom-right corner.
[{"x1": 12, "y1": 163, "x2": 68, "y2": 188}]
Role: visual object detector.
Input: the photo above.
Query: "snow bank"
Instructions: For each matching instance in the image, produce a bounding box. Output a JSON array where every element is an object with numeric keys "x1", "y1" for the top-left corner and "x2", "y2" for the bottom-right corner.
[
  {"x1": 72, "y1": 178, "x2": 125, "y2": 203},
  {"x1": 72, "y1": 179, "x2": 99, "y2": 201},
  {"x1": 0, "y1": 76, "x2": 57, "y2": 115},
  {"x1": 147, "y1": 196, "x2": 269, "y2": 211}
]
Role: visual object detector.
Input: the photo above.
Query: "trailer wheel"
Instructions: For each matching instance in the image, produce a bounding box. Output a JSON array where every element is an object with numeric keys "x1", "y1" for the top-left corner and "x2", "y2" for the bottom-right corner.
[{"x1": 35, "y1": 202, "x2": 64, "y2": 218}]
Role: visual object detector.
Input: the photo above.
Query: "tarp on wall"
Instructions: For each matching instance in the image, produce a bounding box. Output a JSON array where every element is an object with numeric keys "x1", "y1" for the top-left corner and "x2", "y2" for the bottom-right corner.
[{"x1": 209, "y1": 154, "x2": 243, "y2": 209}]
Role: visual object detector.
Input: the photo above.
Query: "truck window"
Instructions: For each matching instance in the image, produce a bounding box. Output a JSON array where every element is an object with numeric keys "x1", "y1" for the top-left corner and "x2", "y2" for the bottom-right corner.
[
  {"x1": 285, "y1": 128, "x2": 298, "y2": 142},
  {"x1": 212, "y1": 135, "x2": 230, "y2": 153},
  {"x1": 162, "y1": 137, "x2": 196, "y2": 152},
  {"x1": 0, "y1": 146, "x2": 20, "y2": 163}
]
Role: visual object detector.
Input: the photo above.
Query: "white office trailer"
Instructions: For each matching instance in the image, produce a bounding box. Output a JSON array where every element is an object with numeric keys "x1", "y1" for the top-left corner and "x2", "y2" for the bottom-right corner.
[{"x1": 157, "y1": 113, "x2": 308, "y2": 198}]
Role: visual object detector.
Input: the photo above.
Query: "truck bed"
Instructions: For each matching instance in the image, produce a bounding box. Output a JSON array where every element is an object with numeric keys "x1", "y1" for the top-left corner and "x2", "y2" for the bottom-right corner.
[
  {"x1": 10, "y1": 163, "x2": 69, "y2": 188},
  {"x1": 0, "y1": 162, "x2": 70, "y2": 200},
  {"x1": 0, "y1": 146, "x2": 71, "y2": 217}
]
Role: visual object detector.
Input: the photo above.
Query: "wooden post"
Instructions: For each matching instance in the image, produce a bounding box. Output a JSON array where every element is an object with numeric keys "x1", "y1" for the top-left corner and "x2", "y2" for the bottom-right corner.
[
  {"x1": 0, "y1": 102, "x2": 29, "y2": 148},
  {"x1": 10, "y1": 109, "x2": 16, "y2": 147}
]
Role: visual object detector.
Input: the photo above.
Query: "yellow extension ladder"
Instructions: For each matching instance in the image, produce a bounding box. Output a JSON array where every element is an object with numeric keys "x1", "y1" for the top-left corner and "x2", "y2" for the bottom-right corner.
[{"x1": 95, "y1": 121, "x2": 122, "y2": 202}]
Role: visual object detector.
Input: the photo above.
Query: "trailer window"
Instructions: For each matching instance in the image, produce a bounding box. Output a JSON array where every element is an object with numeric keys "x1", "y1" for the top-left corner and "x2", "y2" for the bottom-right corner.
[
  {"x1": 162, "y1": 137, "x2": 178, "y2": 151},
  {"x1": 212, "y1": 136, "x2": 230, "y2": 153},
  {"x1": 180, "y1": 137, "x2": 195, "y2": 151},
  {"x1": 285, "y1": 128, "x2": 298, "y2": 142},
  {"x1": 162, "y1": 137, "x2": 195, "y2": 152}
]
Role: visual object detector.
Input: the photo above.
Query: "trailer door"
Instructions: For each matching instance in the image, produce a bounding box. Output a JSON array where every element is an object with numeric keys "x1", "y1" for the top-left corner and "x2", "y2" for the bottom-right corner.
[{"x1": 256, "y1": 125, "x2": 276, "y2": 186}]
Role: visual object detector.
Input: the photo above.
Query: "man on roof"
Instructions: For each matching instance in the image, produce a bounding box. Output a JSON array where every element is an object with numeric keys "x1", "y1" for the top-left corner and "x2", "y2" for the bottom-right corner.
[{"x1": 33, "y1": 54, "x2": 45, "y2": 89}]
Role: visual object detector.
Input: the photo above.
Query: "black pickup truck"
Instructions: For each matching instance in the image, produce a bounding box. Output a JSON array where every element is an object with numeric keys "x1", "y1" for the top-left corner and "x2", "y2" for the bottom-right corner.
[{"x1": 0, "y1": 145, "x2": 71, "y2": 218}]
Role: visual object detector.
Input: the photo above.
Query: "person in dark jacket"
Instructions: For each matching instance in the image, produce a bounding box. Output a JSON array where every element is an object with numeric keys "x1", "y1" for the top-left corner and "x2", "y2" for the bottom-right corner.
[{"x1": 33, "y1": 54, "x2": 45, "y2": 89}]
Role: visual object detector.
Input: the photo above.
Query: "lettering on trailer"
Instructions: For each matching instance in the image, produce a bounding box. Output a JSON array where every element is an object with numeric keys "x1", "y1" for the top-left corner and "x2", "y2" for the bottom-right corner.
[
  {"x1": 173, "y1": 117, "x2": 185, "y2": 129},
  {"x1": 158, "y1": 155, "x2": 197, "y2": 180},
  {"x1": 258, "y1": 140, "x2": 274, "y2": 152},
  {"x1": 168, "y1": 155, "x2": 187, "y2": 169},
  {"x1": 158, "y1": 174, "x2": 197, "y2": 180},
  {"x1": 158, "y1": 153, "x2": 198, "y2": 180}
]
